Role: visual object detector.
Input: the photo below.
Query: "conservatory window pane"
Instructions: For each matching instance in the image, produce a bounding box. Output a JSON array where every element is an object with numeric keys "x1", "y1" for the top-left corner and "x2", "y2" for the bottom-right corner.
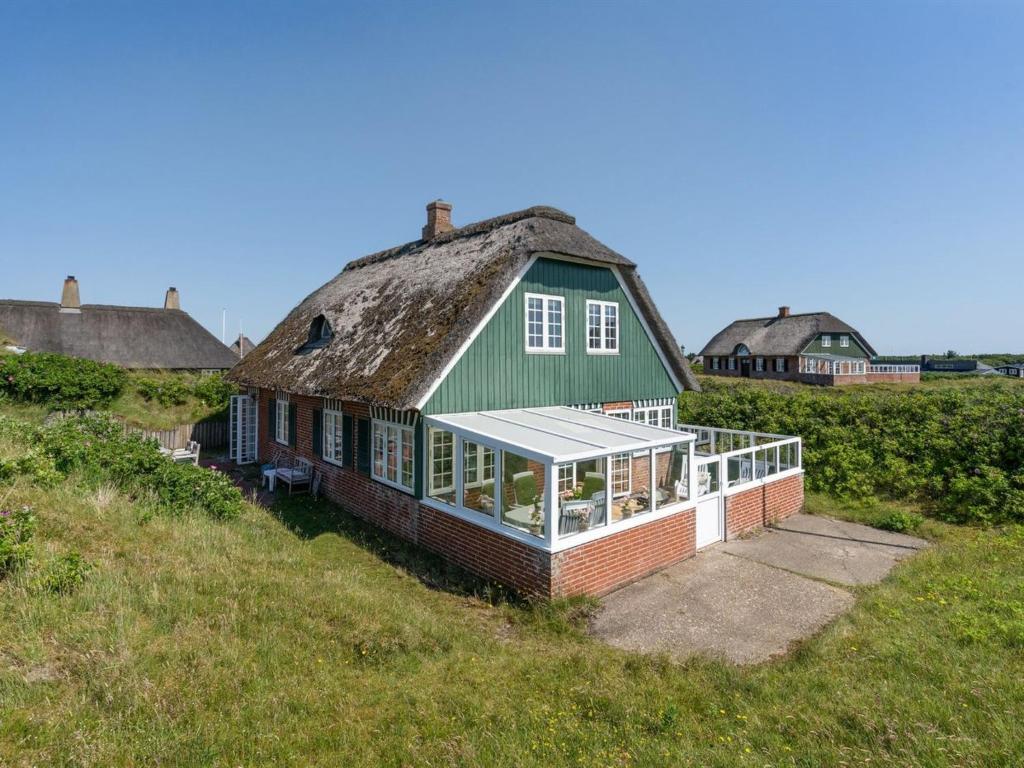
[
  {"x1": 501, "y1": 450, "x2": 545, "y2": 538},
  {"x1": 427, "y1": 427, "x2": 455, "y2": 506},
  {"x1": 462, "y1": 440, "x2": 497, "y2": 517}
]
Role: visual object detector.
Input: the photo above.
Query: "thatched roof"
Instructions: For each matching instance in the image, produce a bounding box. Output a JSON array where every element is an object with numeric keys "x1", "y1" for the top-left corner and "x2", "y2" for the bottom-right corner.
[
  {"x1": 700, "y1": 312, "x2": 877, "y2": 358},
  {"x1": 0, "y1": 300, "x2": 238, "y2": 369},
  {"x1": 229, "y1": 205, "x2": 697, "y2": 407},
  {"x1": 230, "y1": 335, "x2": 256, "y2": 358}
]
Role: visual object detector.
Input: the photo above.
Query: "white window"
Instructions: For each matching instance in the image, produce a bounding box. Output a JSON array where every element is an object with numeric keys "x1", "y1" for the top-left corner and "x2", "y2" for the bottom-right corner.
[
  {"x1": 586, "y1": 300, "x2": 619, "y2": 353},
  {"x1": 775, "y1": 358, "x2": 786, "y2": 372},
  {"x1": 606, "y1": 408, "x2": 631, "y2": 420},
  {"x1": 371, "y1": 420, "x2": 415, "y2": 492},
  {"x1": 558, "y1": 463, "x2": 575, "y2": 493},
  {"x1": 462, "y1": 441, "x2": 495, "y2": 487},
  {"x1": 822, "y1": 335, "x2": 832, "y2": 348},
  {"x1": 755, "y1": 357, "x2": 765, "y2": 372},
  {"x1": 727, "y1": 357, "x2": 736, "y2": 370},
  {"x1": 525, "y1": 293, "x2": 564, "y2": 352},
  {"x1": 840, "y1": 335, "x2": 850, "y2": 348},
  {"x1": 323, "y1": 408, "x2": 345, "y2": 466},
  {"x1": 710, "y1": 357, "x2": 719, "y2": 370},
  {"x1": 633, "y1": 406, "x2": 672, "y2": 428},
  {"x1": 275, "y1": 391, "x2": 289, "y2": 444},
  {"x1": 611, "y1": 454, "x2": 631, "y2": 497}
]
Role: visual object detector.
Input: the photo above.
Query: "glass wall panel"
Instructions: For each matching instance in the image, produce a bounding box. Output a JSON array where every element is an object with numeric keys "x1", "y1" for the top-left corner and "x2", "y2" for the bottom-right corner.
[
  {"x1": 462, "y1": 440, "x2": 497, "y2": 516},
  {"x1": 655, "y1": 444, "x2": 689, "y2": 505},
  {"x1": 611, "y1": 453, "x2": 651, "y2": 522},
  {"x1": 501, "y1": 450, "x2": 546, "y2": 537},
  {"x1": 427, "y1": 426, "x2": 456, "y2": 506},
  {"x1": 556, "y1": 457, "x2": 607, "y2": 538},
  {"x1": 696, "y1": 460, "x2": 720, "y2": 496}
]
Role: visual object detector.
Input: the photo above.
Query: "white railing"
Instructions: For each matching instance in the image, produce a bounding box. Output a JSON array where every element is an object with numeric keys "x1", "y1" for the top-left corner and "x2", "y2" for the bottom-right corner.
[
  {"x1": 801, "y1": 358, "x2": 866, "y2": 376},
  {"x1": 678, "y1": 424, "x2": 802, "y2": 495},
  {"x1": 867, "y1": 364, "x2": 920, "y2": 374}
]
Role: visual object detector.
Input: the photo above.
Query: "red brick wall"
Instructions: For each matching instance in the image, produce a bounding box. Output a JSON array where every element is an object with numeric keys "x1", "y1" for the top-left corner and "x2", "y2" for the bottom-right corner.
[
  {"x1": 725, "y1": 473, "x2": 804, "y2": 537},
  {"x1": 552, "y1": 507, "x2": 696, "y2": 596}
]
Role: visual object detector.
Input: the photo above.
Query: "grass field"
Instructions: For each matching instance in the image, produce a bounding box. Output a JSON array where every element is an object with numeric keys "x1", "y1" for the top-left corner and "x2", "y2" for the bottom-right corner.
[{"x1": 2, "y1": 432, "x2": 1022, "y2": 768}]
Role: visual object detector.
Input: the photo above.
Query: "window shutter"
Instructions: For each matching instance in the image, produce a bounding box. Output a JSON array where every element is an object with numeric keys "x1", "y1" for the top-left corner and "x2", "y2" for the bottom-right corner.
[
  {"x1": 288, "y1": 403, "x2": 297, "y2": 447},
  {"x1": 356, "y1": 418, "x2": 370, "y2": 475},
  {"x1": 268, "y1": 398, "x2": 276, "y2": 441},
  {"x1": 342, "y1": 414, "x2": 354, "y2": 467},
  {"x1": 312, "y1": 409, "x2": 322, "y2": 457}
]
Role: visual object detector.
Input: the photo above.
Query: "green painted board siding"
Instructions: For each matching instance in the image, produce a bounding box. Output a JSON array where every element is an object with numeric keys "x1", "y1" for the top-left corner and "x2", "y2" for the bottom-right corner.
[
  {"x1": 422, "y1": 256, "x2": 678, "y2": 415},
  {"x1": 802, "y1": 333, "x2": 869, "y2": 358}
]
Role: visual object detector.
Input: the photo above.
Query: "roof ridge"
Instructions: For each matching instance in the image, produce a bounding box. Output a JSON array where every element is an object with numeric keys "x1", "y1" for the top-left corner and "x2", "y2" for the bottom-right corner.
[
  {"x1": 343, "y1": 205, "x2": 575, "y2": 272},
  {"x1": 731, "y1": 311, "x2": 833, "y2": 323},
  {"x1": 0, "y1": 299, "x2": 181, "y2": 314}
]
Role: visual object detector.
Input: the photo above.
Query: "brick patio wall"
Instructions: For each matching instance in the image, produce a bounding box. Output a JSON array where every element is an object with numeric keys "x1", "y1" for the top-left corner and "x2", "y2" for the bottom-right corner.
[
  {"x1": 724, "y1": 473, "x2": 805, "y2": 538},
  {"x1": 552, "y1": 507, "x2": 696, "y2": 596},
  {"x1": 865, "y1": 372, "x2": 921, "y2": 384}
]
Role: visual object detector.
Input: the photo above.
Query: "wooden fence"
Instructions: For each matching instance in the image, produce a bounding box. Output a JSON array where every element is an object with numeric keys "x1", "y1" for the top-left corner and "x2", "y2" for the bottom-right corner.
[{"x1": 123, "y1": 419, "x2": 229, "y2": 450}]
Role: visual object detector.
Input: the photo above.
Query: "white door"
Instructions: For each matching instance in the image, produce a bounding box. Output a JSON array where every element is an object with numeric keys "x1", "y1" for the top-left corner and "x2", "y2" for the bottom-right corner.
[
  {"x1": 696, "y1": 493, "x2": 723, "y2": 549},
  {"x1": 229, "y1": 394, "x2": 258, "y2": 465}
]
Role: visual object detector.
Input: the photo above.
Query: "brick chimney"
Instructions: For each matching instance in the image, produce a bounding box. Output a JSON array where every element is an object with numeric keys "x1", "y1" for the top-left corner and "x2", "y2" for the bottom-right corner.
[
  {"x1": 164, "y1": 286, "x2": 181, "y2": 310},
  {"x1": 59, "y1": 275, "x2": 81, "y2": 312},
  {"x1": 778, "y1": 306, "x2": 791, "y2": 318},
  {"x1": 422, "y1": 200, "x2": 454, "y2": 240}
]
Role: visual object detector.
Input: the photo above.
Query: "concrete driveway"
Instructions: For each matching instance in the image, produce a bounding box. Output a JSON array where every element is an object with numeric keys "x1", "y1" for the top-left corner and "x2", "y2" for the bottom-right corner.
[{"x1": 591, "y1": 514, "x2": 927, "y2": 664}]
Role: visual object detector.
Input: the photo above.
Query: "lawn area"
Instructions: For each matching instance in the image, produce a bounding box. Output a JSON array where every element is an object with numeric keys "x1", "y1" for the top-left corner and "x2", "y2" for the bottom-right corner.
[{"x1": 2, "y1": 442, "x2": 1022, "y2": 768}]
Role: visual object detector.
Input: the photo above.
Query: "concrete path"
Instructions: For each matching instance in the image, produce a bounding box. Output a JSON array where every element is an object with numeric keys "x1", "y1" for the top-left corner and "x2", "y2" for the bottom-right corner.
[
  {"x1": 721, "y1": 514, "x2": 928, "y2": 586},
  {"x1": 591, "y1": 514, "x2": 927, "y2": 664}
]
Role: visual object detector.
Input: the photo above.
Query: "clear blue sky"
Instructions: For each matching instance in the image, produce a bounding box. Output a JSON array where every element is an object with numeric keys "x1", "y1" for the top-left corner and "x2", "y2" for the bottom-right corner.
[{"x1": 2, "y1": 1, "x2": 1022, "y2": 355}]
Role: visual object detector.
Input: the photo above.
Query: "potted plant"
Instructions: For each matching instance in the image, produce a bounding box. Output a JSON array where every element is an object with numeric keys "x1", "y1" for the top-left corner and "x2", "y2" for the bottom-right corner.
[{"x1": 529, "y1": 494, "x2": 543, "y2": 535}]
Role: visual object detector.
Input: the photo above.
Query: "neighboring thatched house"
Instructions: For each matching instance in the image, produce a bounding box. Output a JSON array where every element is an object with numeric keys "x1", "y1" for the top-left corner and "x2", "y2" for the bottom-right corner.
[
  {"x1": 0, "y1": 277, "x2": 238, "y2": 372},
  {"x1": 226, "y1": 202, "x2": 807, "y2": 597},
  {"x1": 230, "y1": 334, "x2": 256, "y2": 359},
  {"x1": 701, "y1": 307, "x2": 919, "y2": 385}
]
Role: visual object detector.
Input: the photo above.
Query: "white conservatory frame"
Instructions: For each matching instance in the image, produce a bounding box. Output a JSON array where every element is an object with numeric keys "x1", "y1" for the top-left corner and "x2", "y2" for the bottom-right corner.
[{"x1": 421, "y1": 406, "x2": 697, "y2": 554}]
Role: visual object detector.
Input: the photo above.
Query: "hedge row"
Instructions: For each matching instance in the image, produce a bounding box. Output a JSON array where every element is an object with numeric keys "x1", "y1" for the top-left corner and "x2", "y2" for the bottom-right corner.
[
  {"x1": 0, "y1": 415, "x2": 244, "y2": 520},
  {"x1": 0, "y1": 352, "x2": 127, "y2": 410},
  {"x1": 678, "y1": 380, "x2": 1024, "y2": 525}
]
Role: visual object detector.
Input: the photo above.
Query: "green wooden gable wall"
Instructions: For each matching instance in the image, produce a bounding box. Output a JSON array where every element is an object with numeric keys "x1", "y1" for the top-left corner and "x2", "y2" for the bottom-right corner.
[
  {"x1": 422, "y1": 255, "x2": 679, "y2": 415},
  {"x1": 801, "y1": 333, "x2": 869, "y2": 358}
]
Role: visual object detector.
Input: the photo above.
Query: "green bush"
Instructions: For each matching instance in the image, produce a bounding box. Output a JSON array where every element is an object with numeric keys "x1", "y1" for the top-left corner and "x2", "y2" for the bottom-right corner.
[
  {"x1": 191, "y1": 374, "x2": 236, "y2": 409},
  {"x1": 0, "y1": 352, "x2": 126, "y2": 410},
  {"x1": 876, "y1": 510, "x2": 925, "y2": 533},
  {"x1": 679, "y1": 379, "x2": 1024, "y2": 526},
  {"x1": 0, "y1": 414, "x2": 245, "y2": 521},
  {"x1": 37, "y1": 550, "x2": 90, "y2": 595},
  {"x1": 136, "y1": 376, "x2": 191, "y2": 407},
  {"x1": 0, "y1": 504, "x2": 36, "y2": 577}
]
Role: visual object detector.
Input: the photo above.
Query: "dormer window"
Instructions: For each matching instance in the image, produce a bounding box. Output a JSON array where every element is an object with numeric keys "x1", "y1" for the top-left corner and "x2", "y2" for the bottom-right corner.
[{"x1": 297, "y1": 315, "x2": 333, "y2": 354}]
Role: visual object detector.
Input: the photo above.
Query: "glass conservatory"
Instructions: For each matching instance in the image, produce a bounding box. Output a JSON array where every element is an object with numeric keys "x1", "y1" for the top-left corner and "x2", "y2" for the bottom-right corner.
[{"x1": 421, "y1": 406, "x2": 696, "y2": 552}]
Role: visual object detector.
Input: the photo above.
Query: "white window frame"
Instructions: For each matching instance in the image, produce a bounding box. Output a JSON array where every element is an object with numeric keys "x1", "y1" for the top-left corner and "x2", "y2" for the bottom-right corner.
[
  {"x1": 727, "y1": 357, "x2": 736, "y2": 371},
  {"x1": 755, "y1": 357, "x2": 765, "y2": 372},
  {"x1": 275, "y1": 391, "x2": 289, "y2": 445},
  {"x1": 585, "y1": 299, "x2": 619, "y2": 354},
  {"x1": 371, "y1": 419, "x2": 415, "y2": 493},
  {"x1": 323, "y1": 408, "x2": 344, "y2": 467},
  {"x1": 462, "y1": 440, "x2": 495, "y2": 489},
  {"x1": 606, "y1": 408, "x2": 632, "y2": 420},
  {"x1": 774, "y1": 357, "x2": 786, "y2": 373},
  {"x1": 822, "y1": 335, "x2": 832, "y2": 348},
  {"x1": 524, "y1": 292, "x2": 565, "y2": 353},
  {"x1": 840, "y1": 335, "x2": 850, "y2": 348},
  {"x1": 611, "y1": 453, "x2": 631, "y2": 498},
  {"x1": 633, "y1": 405, "x2": 673, "y2": 429}
]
